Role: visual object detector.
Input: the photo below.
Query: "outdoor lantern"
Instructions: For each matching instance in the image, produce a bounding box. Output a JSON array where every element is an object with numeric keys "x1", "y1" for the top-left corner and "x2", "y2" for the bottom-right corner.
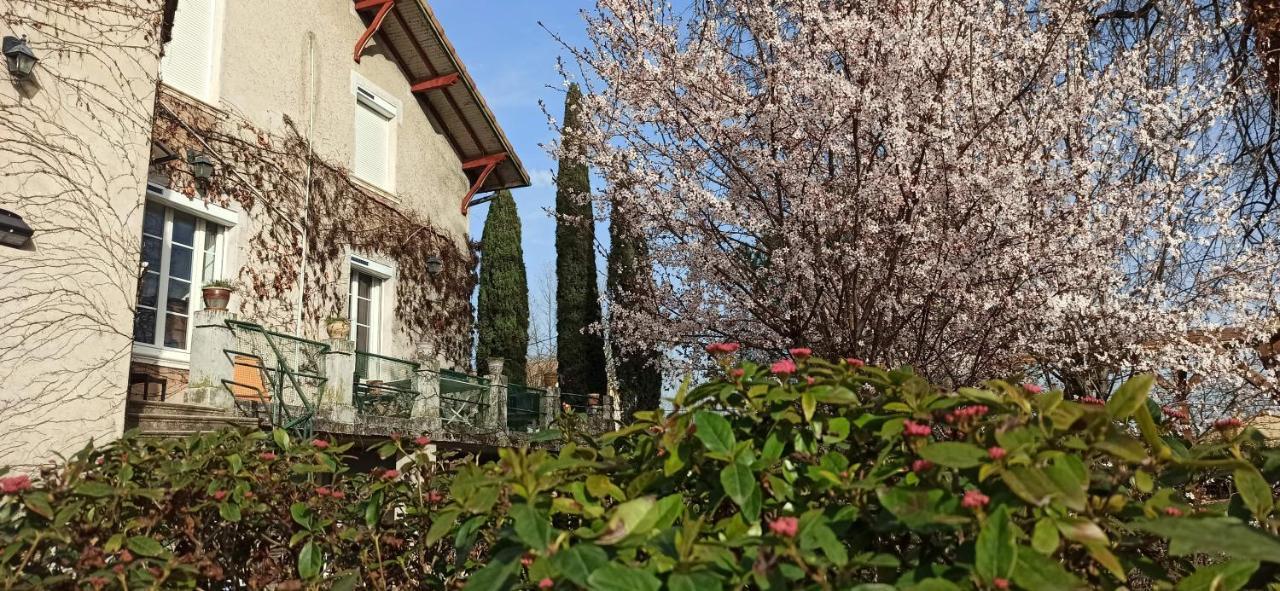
[
  {"x1": 426, "y1": 255, "x2": 444, "y2": 275},
  {"x1": 187, "y1": 150, "x2": 215, "y2": 181},
  {"x1": 3, "y1": 36, "x2": 37, "y2": 80},
  {"x1": 0, "y1": 209, "x2": 34, "y2": 248}
]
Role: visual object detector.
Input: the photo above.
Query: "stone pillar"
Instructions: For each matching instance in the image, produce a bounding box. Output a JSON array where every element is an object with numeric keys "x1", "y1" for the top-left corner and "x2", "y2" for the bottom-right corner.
[
  {"x1": 322, "y1": 338, "x2": 356, "y2": 424},
  {"x1": 185, "y1": 309, "x2": 239, "y2": 409},
  {"x1": 412, "y1": 359, "x2": 442, "y2": 433},
  {"x1": 541, "y1": 386, "x2": 562, "y2": 428},
  {"x1": 486, "y1": 358, "x2": 507, "y2": 435}
]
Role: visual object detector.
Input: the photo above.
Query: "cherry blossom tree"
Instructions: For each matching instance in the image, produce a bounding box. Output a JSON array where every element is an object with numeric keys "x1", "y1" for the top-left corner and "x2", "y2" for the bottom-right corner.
[{"x1": 563, "y1": 0, "x2": 1280, "y2": 414}]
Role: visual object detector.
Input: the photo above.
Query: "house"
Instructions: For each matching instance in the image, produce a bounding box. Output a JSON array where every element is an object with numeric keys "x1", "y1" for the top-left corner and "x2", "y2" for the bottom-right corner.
[{"x1": 0, "y1": 0, "x2": 614, "y2": 468}]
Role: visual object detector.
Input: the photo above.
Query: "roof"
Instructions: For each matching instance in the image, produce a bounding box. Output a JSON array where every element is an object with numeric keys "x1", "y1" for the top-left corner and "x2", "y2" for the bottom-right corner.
[{"x1": 362, "y1": 0, "x2": 530, "y2": 196}]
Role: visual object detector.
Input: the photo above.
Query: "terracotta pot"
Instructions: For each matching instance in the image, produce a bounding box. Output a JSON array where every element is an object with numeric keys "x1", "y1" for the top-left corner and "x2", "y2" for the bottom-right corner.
[
  {"x1": 326, "y1": 319, "x2": 351, "y2": 340},
  {"x1": 202, "y1": 287, "x2": 233, "y2": 311}
]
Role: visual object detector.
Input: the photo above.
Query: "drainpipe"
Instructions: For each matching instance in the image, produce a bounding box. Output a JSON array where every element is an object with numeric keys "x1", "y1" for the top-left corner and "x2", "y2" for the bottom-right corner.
[{"x1": 294, "y1": 31, "x2": 318, "y2": 337}]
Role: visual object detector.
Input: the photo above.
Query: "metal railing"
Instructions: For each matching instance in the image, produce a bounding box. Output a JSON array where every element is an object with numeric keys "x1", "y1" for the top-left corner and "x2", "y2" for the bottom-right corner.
[
  {"x1": 429, "y1": 369, "x2": 491, "y2": 431},
  {"x1": 221, "y1": 320, "x2": 328, "y2": 439},
  {"x1": 506, "y1": 383, "x2": 545, "y2": 433},
  {"x1": 353, "y1": 350, "x2": 420, "y2": 418}
]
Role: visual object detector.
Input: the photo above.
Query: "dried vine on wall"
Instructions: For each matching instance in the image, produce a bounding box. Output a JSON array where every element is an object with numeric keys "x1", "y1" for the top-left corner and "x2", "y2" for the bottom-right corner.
[{"x1": 151, "y1": 91, "x2": 476, "y2": 365}]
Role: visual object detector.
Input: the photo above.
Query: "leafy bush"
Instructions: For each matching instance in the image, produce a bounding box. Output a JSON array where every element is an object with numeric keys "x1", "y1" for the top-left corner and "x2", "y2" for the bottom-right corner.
[{"x1": 4, "y1": 355, "x2": 1280, "y2": 589}]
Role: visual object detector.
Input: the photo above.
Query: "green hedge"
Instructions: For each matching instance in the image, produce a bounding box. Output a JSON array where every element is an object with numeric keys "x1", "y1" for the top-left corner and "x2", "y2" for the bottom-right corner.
[{"x1": 3, "y1": 354, "x2": 1280, "y2": 589}]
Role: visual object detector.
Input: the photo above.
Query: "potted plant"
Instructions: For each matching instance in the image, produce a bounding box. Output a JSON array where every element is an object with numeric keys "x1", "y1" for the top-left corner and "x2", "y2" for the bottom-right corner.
[
  {"x1": 325, "y1": 314, "x2": 351, "y2": 340},
  {"x1": 201, "y1": 279, "x2": 234, "y2": 311}
]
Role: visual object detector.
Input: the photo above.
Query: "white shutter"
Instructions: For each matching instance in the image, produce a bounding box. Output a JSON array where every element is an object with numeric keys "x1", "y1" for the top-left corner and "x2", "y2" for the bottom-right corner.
[
  {"x1": 354, "y1": 91, "x2": 394, "y2": 190},
  {"x1": 160, "y1": 0, "x2": 217, "y2": 101}
]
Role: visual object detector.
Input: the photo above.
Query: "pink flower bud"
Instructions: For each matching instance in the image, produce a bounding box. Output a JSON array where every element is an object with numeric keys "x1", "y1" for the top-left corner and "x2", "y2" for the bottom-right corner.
[
  {"x1": 845, "y1": 357, "x2": 865, "y2": 368},
  {"x1": 770, "y1": 359, "x2": 797, "y2": 376},
  {"x1": 415, "y1": 436, "x2": 431, "y2": 446},
  {"x1": 730, "y1": 368, "x2": 745, "y2": 379},
  {"x1": 903, "y1": 420, "x2": 932, "y2": 438},
  {"x1": 768, "y1": 516, "x2": 799, "y2": 538},
  {"x1": 788, "y1": 347, "x2": 812, "y2": 360},
  {"x1": 382, "y1": 469, "x2": 399, "y2": 480},
  {"x1": 987, "y1": 446, "x2": 1006, "y2": 460},
  {"x1": 962, "y1": 489, "x2": 990, "y2": 509},
  {"x1": 211, "y1": 490, "x2": 227, "y2": 501},
  {"x1": 258, "y1": 452, "x2": 277, "y2": 462},
  {"x1": 1214, "y1": 417, "x2": 1243, "y2": 430},
  {"x1": 911, "y1": 459, "x2": 934, "y2": 473},
  {"x1": 311, "y1": 439, "x2": 329, "y2": 449},
  {"x1": 993, "y1": 578, "x2": 1010, "y2": 589},
  {"x1": 1022, "y1": 383, "x2": 1043, "y2": 394},
  {"x1": 315, "y1": 486, "x2": 330, "y2": 497},
  {"x1": 539, "y1": 578, "x2": 554, "y2": 589},
  {"x1": 0, "y1": 474, "x2": 33, "y2": 495},
  {"x1": 1080, "y1": 396, "x2": 1104, "y2": 406},
  {"x1": 1164, "y1": 506, "x2": 1183, "y2": 517}
]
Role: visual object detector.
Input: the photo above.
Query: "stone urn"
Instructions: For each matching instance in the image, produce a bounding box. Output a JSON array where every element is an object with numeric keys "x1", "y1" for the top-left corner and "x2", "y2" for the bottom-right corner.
[
  {"x1": 201, "y1": 282, "x2": 233, "y2": 311},
  {"x1": 326, "y1": 317, "x2": 351, "y2": 340}
]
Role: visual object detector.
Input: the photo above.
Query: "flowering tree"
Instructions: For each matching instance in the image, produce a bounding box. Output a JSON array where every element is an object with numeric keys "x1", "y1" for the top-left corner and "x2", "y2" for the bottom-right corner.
[{"x1": 566, "y1": 0, "x2": 1280, "y2": 416}]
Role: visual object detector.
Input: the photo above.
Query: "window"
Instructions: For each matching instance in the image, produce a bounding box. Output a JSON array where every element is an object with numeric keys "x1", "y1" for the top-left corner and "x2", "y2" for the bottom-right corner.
[
  {"x1": 160, "y1": 0, "x2": 219, "y2": 102},
  {"x1": 134, "y1": 201, "x2": 224, "y2": 351},
  {"x1": 353, "y1": 87, "x2": 397, "y2": 191},
  {"x1": 349, "y1": 269, "x2": 382, "y2": 353}
]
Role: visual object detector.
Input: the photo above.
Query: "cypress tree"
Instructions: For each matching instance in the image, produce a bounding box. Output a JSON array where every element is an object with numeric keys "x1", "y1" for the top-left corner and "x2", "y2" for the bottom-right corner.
[
  {"x1": 555, "y1": 84, "x2": 608, "y2": 395},
  {"x1": 476, "y1": 190, "x2": 529, "y2": 383},
  {"x1": 606, "y1": 205, "x2": 663, "y2": 416}
]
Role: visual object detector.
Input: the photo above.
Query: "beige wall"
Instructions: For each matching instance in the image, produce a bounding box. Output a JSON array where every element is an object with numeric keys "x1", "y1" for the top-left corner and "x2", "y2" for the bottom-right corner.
[{"x1": 0, "y1": 1, "x2": 164, "y2": 467}]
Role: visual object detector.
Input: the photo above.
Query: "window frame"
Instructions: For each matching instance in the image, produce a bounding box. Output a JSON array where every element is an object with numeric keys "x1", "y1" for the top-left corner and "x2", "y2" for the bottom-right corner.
[
  {"x1": 132, "y1": 185, "x2": 237, "y2": 367},
  {"x1": 348, "y1": 255, "x2": 394, "y2": 355},
  {"x1": 350, "y1": 74, "x2": 400, "y2": 194}
]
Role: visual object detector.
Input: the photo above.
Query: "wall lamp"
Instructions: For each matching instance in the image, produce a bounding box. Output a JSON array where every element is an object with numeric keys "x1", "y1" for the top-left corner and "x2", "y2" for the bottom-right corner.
[
  {"x1": 0, "y1": 209, "x2": 34, "y2": 248},
  {"x1": 187, "y1": 149, "x2": 215, "y2": 181},
  {"x1": 3, "y1": 36, "x2": 37, "y2": 80},
  {"x1": 426, "y1": 256, "x2": 444, "y2": 275}
]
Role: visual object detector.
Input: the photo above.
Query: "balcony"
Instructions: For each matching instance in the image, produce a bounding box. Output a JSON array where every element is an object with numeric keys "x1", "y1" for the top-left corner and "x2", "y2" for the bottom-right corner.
[{"x1": 179, "y1": 309, "x2": 619, "y2": 446}]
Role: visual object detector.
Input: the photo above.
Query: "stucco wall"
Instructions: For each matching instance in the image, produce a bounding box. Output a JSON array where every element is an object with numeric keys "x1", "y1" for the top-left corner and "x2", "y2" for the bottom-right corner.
[{"x1": 0, "y1": 1, "x2": 164, "y2": 467}]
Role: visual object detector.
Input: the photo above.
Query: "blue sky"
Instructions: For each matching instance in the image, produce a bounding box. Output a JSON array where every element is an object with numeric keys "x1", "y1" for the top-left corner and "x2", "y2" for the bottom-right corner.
[{"x1": 434, "y1": 0, "x2": 600, "y2": 352}]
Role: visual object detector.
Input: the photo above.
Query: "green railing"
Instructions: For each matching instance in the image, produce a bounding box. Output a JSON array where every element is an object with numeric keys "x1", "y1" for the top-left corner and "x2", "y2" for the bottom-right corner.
[
  {"x1": 560, "y1": 391, "x2": 593, "y2": 413},
  {"x1": 353, "y1": 351, "x2": 420, "y2": 418},
  {"x1": 506, "y1": 383, "x2": 545, "y2": 433},
  {"x1": 432, "y1": 369, "x2": 491, "y2": 430},
  {"x1": 221, "y1": 320, "x2": 328, "y2": 439}
]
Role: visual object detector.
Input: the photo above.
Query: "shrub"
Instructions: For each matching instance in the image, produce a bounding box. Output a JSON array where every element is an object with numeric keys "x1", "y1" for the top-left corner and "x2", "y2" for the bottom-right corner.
[{"x1": 3, "y1": 356, "x2": 1280, "y2": 589}]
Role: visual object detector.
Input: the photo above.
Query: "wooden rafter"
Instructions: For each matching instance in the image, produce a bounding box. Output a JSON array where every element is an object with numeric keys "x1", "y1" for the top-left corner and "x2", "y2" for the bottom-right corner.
[
  {"x1": 460, "y1": 153, "x2": 507, "y2": 214},
  {"x1": 410, "y1": 73, "x2": 460, "y2": 93},
  {"x1": 353, "y1": 0, "x2": 395, "y2": 63}
]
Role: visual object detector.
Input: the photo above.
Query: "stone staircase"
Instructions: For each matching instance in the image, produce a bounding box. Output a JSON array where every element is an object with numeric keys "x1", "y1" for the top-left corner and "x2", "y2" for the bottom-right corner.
[{"x1": 124, "y1": 399, "x2": 262, "y2": 438}]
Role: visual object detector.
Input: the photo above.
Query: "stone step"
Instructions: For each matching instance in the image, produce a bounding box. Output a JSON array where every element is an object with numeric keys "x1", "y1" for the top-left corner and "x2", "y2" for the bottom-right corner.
[{"x1": 127, "y1": 399, "x2": 230, "y2": 417}]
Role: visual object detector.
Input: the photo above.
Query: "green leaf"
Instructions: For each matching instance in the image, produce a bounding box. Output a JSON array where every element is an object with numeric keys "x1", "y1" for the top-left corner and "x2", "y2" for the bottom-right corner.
[
  {"x1": 549, "y1": 544, "x2": 608, "y2": 586},
  {"x1": 511, "y1": 504, "x2": 555, "y2": 550},
  {"x1": 297, "y1": 540, "x2": 322, "y2": 579},
  {"x1": 74, "y1": 481, "x2": 115, "y2": 498},
  {"x1": 598, "y1": 497, "x2": 656, "y2": 545},
  {"x1": 1032, "y1": 518, "x2": 1060, "y2": 555},
  {"x1": 272, "y1": 428, "x2": 290, "y2": 451},
  {"x1": 1175, "y1": 560, "x2": 1259, "y2": 591},
  {"x1": 801, "y1": 391, "x2": 817, "y2": 422},
  {"x1": 976, "y1": 505, "x2": 1017, "y2": 582},
  {"x1": 426, "y1": 509, "x2": 460, "y2": 546},
  {"x1": 462, "y1": 556, "x2": 520, "y2": 591},
  {"x1": 1132, "y1": 517, "x2": 1280, "y2": 563},
  {"x1": 365, "y1": 490, "x2": 383, "y2": 527},
  {"x1": 720, "y1": 463, "x2": 759, "y2": 520},
  {"x1": 1106, "y1": 374, "x2": 1153, "y2": 420},
  {"x1": 669, "y1": 571, "x2": 723, "y2": 591},
  {"x1": 1001, "y1": 466, "x2": 1058, "y2": 507},
  {"x1": 23, "y1": 492, "x2": 53, "y2": 519},
  {"x1": 126, "y1": 535, "x2": 167, "y2": 558},
  {"x1": 219, "y1": 502, "x2": 241, "y2": 522},
  {"x1": 919, "y1": 442, "x2": 988, "y2": 469},
  {"x1": 876, "y1": 487, "x2": 966, "y2": 530},
  {"x1": 1233, "y1": 466, "x2": 1273, "y2": 521},
  {"x1": 226, "y1": 453, "x2": 243, "y2": 474},
  {"x1": 586, "y1": 564, "x2": 661, "y2": 591},
  {"x1": 1012, "y1": 546, "x2": 1085, "y2": 591},
  {"x1": 290, "y1": 502, "x2": 313, "y2": 530},
  {"x1": 693, "y1": 411, "x2": 735, "y2": 454}
]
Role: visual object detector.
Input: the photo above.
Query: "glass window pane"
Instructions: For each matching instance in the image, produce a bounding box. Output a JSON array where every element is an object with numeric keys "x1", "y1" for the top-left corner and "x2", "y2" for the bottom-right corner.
[
  {"x1": 356, "y1": 325, "x2": 369, "y2": 351},
  {"x1": 202, "y1": 226, "x2": 219, "y2": 281},
  {"x1": 141, "y1": 235, "x2": 162, "y2": 271},
  {"x1": 358, "y1": 274, "x2": 372, "y2": 298},
  {"x1": 163, "y1": 313, "x2": 188, "y2": 349},
  {"x1": 357, "y1": 298, "x2": 370, "y2": 324},
  {"x1": 169, "y1": 244, "x2": 194, "y2": 280},
  {"x1": 137, "y1": 272, "x2": 159, "y2": 308},
  {"x1": 143, "y1": 203, "x2": 164, "y2": 236},
  {"x1": 166, "y1": 278, "x2": 190, "y2": 314},
  {"x1": 134, "y1": 308, "x2": 156, "y2": 344},
  {"x1": 171, "y1": 211, "x2": 196, "y2": 246}
]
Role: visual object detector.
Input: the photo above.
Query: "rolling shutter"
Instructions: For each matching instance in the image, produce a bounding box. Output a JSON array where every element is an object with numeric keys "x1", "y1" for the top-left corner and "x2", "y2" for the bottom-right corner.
[
  {"x1": 353, "y1": 89, "x2": 396, "y2": 190},
  {"x1": 160, "y1": 0, "x2": 216, "y2": 101}
]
